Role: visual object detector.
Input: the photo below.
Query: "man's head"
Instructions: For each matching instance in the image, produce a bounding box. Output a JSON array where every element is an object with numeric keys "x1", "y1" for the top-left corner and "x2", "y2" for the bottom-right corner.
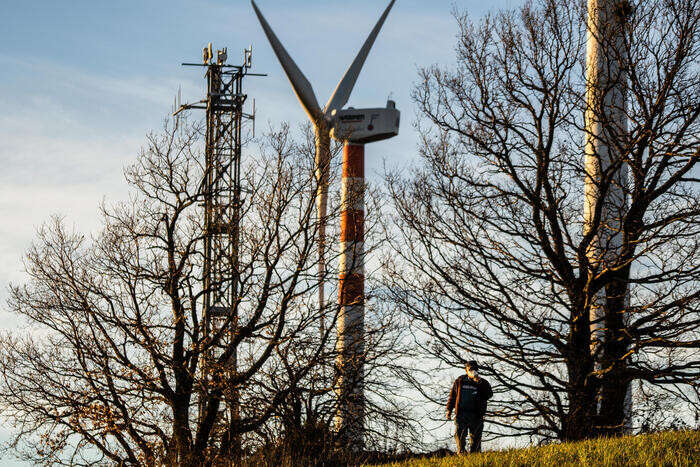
[{"x1": 465, "y1": 360, "x2": 479, "y2": 380}]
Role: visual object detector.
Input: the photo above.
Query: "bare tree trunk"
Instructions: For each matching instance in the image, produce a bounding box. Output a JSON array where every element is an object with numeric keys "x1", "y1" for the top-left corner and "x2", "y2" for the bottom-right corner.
[{"x1": 563, "y1": 300, "x2": 598, "y2": 441}]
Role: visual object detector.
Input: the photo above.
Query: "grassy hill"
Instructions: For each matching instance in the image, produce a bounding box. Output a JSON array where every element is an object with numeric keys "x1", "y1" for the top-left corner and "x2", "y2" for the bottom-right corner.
[{"x1": 367, "y1": 430, "x2": 700, "y2": 467}]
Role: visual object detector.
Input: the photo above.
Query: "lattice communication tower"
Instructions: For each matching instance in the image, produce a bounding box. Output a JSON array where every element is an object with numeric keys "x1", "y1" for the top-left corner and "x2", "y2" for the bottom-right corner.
[{"x1": 175, "y1": 43, "x2": 264, "y2": 447}]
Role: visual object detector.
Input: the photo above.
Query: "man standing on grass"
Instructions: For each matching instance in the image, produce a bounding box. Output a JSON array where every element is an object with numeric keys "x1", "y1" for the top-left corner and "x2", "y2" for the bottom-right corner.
[{"x1": 446, "y1": 360, "x2": 493, "y2": 454}]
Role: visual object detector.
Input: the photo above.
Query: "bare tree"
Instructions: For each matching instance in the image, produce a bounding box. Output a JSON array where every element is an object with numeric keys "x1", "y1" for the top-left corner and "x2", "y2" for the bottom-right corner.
[
  {"x1": 244, "y1": 296, "x2": 421, "y2": 463},
  {"x1": 383, "y1": 0, "x2": 699, "y2": 442},
  {"x1": 0, "y1": 119, "x2": 348, "y2": 465},
  {"x1": 0, "y1": 117, "x2": 423, "y2": 465},
  {"x1": 239, "y1": 129, "x2": 423, "y2": 462}
]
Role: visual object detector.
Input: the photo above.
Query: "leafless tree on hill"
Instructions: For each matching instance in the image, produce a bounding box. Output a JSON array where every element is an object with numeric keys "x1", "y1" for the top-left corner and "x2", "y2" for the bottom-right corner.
[
  {"x1": 0, "y1": 119, "x2": 344, "y2": 465},
  {"x1": 0, "y1": 118, "x2": 421, "y2": 465},
  {"x1": 383, "y1": 0, "x2": 699, "y2": 443}
]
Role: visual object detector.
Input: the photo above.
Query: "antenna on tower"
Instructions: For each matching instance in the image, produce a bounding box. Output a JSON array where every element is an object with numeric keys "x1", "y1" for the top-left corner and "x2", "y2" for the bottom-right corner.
[
  {"x1": 245, "y1": 44, "x2": 253, "y2": 70},
  {"x1": 217, "y1": 47, "x2": 227, "y2": 65}
]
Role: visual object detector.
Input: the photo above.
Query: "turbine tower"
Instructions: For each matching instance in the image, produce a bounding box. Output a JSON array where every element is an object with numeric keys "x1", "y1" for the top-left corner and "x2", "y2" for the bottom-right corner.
[
  {"x1": 584, "y1": 0, "x2": 631, "y2": 430},
  {"x1": 251, "y1": 0, "x2": 399, "y2": 448}
]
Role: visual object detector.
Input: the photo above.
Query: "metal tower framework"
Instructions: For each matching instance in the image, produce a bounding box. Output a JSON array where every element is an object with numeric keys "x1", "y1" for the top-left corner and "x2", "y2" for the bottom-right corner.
[{"x1": 176, "y1": 44, "x2": 264, "y2": 449}]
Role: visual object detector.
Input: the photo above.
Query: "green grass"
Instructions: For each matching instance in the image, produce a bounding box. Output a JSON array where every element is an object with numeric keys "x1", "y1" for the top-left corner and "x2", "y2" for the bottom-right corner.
[{"x1": 367, "y1": 430, "x2": 700, "y2": 467}]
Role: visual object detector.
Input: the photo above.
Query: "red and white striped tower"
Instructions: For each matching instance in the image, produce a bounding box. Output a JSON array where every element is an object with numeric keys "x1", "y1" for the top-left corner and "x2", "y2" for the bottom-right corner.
[
  {"x1": 252, "y1": 0, "x2": 398, "y2": 452},
  {"x1": 336, "y1": 141, "x2": 365, "y2": 447}
]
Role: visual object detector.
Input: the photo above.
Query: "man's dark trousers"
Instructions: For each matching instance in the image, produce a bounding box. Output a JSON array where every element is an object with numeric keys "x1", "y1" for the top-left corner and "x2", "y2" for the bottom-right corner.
[{"x1": 455, "y1": 413, "x2": 483, "y2": 454}]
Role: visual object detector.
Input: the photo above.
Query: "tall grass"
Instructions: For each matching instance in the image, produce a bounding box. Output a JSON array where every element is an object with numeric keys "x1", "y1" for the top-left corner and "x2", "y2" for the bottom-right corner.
[{"x1": 367, "y1": 430, "x2": 700, "y2": 467}]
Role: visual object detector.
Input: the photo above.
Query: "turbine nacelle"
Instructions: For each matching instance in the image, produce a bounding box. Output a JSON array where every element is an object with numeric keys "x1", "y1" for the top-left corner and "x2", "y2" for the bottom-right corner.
[
  {"x1": 330, "y1": 100, "x2": 400, "y2": 144},
  {"x1": 252, "y1": 0, "x2": 399, "y2": 144}
]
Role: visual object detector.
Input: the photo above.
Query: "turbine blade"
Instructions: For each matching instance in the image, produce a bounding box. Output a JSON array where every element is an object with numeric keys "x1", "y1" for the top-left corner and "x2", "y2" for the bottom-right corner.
[
  {"x1": 324, "y1": 0, "x2": 396, "y2": 117},
  {"x1": 251, "y1": 0, "x2": 322, "y2": 122}
]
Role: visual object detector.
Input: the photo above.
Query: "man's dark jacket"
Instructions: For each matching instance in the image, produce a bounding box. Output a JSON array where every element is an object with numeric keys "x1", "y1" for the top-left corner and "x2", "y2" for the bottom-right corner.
[{"x1": 446, "y1": 375, "x2": 493, "y2": 420}]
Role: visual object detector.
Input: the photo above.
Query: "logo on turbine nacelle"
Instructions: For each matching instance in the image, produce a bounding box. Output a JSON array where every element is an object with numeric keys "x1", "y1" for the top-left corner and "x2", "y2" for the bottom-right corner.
[
  {"x1": 339, "y1": 114, "x2": 365, "y2": 122},
  {"x1": 331, "y1": 100, "x2": 400, "y2": 144}
]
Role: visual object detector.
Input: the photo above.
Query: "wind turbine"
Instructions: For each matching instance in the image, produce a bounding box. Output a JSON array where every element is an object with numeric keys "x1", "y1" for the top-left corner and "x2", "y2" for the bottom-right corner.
[{"x1": 251, "y1": 0, "x2": 399, "y2": 448}]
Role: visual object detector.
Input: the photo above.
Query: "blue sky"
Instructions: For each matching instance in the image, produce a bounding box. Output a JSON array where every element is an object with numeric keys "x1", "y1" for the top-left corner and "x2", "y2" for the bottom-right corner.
[
  {"x1": 0, "y1": 0, "x2": 519, "y2": 460},
  {"x1": 0, "y1": 0, "x2": 520, "y2": 315}
]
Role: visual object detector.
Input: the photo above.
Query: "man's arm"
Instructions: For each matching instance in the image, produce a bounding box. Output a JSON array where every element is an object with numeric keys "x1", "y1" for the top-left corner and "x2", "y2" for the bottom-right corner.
[
  {"x1": 482, "y1": 379, "x2": 493, "y2": 401},
  {"x1": 446, "y1": 378, "x2": 458, "y2": 417},
  {"x1": 478, "y1": 379, "x2": 493, "y2": 419}
]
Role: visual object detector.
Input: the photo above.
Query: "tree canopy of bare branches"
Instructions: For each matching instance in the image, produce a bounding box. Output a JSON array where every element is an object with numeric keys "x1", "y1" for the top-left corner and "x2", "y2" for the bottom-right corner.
[
  {"x1": 384, "y1": 0, "x2": 699, "y2": 442},
  {"x1": 0, "y1": 119, "x2": 344, "y2": 465},
  {"x1": 0, "y1": 118, "x2": 421, "y2": 465}
]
